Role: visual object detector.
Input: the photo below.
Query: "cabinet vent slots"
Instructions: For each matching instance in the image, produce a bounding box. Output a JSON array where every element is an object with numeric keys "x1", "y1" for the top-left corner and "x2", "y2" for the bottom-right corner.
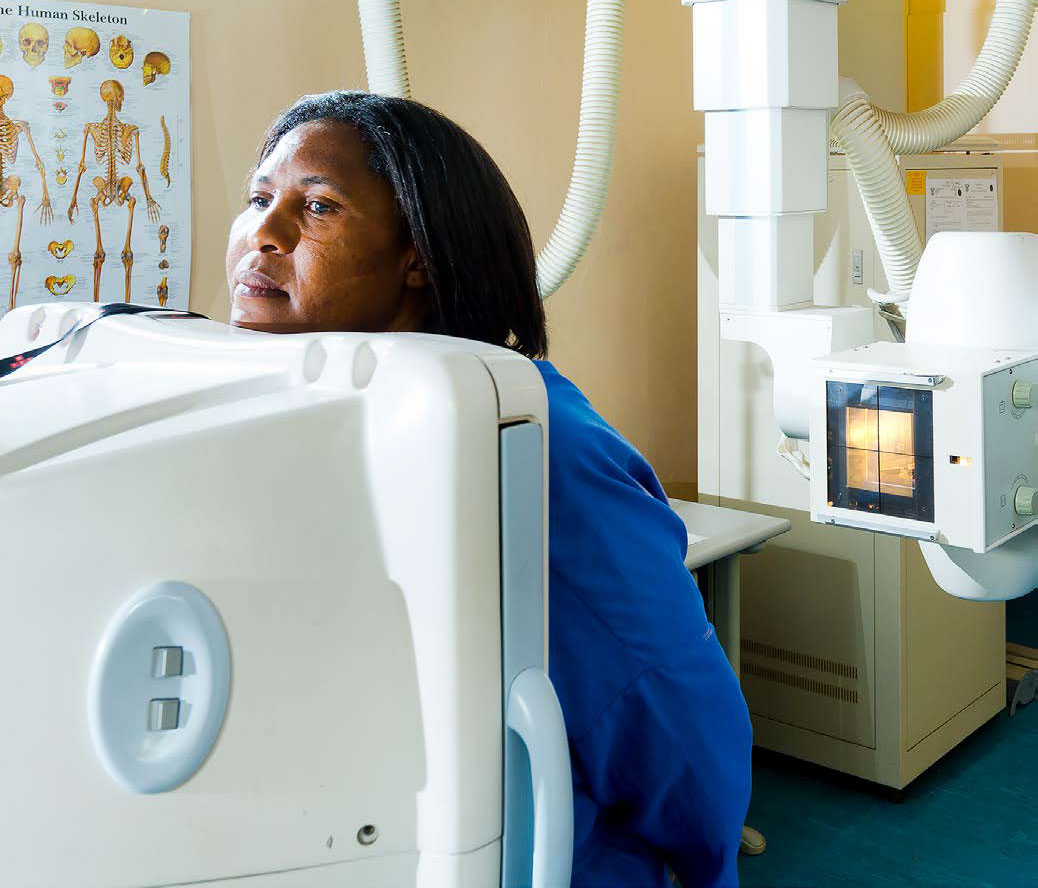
[
  {"x1": 743, "y1": 662, "x2": 860, "y2": 704},
  {"x1": 742, "y1": 639, "x2": 859, "y2": 679}
]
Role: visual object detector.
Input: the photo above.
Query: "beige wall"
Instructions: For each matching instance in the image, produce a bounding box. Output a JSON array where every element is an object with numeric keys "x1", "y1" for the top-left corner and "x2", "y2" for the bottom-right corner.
[
  {"x1": 97, "y1": 0, "x2": 914, "y2": 493},
  {"x1": 406, "y1": 1, "x2": 701, "y2": 489}
]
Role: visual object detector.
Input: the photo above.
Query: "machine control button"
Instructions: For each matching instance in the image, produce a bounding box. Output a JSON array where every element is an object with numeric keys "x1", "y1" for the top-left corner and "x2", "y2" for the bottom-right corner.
[
  {"x1": 1016, "y1": 486, "x2": 1038, "y2": 517},
  {"x1": 151, "y1": 646, "x2": 183, "y2": 678},
  {"x1": 1013, "y1": 380, "x2": 1034, "y2": 409},
  {"x1": 148, "y1": 698, "x2": 181, "y2": 732}
]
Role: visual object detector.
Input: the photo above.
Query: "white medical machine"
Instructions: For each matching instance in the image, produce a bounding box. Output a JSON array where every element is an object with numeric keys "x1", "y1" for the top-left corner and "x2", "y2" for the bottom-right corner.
[
  {"x1": 684, "y1": 0, "x2": 1038, "y2": 602},
  {"x1": 0, "y1": 302, "x2": 572, "y2": 888}
]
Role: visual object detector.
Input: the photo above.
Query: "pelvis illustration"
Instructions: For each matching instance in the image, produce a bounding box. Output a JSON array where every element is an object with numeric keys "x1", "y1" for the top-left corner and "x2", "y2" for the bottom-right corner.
[
  {"x1": 45, "y1": 274, "x2": 76, "y2": 296},
  {"x1": 48, "y1": 240, "x2": 73, "y2": 259}
]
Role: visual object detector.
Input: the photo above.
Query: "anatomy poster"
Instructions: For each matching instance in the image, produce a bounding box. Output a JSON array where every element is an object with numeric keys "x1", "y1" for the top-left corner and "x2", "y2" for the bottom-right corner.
[{"x1": 0, "y1": 1, "x2": 189, "y2": 318}]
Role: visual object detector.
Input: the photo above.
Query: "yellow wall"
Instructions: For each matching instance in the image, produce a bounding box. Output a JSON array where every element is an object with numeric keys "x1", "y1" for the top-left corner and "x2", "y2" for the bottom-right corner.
[{"x1": 840, "y1": 0, "x2": 908, "y2": 112}]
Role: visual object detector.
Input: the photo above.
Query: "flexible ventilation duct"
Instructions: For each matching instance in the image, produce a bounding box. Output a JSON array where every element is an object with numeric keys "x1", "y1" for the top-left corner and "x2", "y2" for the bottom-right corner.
[
  {"x1": 535, "y1": 0, "x2": 624, "y2": 299},
  {"x1": 357, "y1": 0, "x2": 411, "y2": 98},
  {"x1": 832, "y1": 0, "x2": 1036, "y2": 304}
]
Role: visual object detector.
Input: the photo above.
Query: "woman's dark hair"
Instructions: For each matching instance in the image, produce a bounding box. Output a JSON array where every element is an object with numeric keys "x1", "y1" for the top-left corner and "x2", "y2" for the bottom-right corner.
[{"x1": 259, "y1": 91, "x2": 547, "y2": 359}]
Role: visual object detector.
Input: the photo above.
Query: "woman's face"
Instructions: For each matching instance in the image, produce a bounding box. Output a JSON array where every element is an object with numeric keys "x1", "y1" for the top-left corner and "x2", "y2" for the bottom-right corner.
[{"x1": 225, "y1": 119, "x2": 428, "y2": 333}]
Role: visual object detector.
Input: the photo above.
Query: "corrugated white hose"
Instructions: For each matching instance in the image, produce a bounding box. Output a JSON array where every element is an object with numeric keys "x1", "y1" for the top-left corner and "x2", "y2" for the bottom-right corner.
[
  {"x1": 357, "y1": 0, "x2": 411, "y2": 99},
  {"x1": 831, "y1": 0, "x2": 1036, "y2": 312},
  {"x1": 876, "y1": 0, "x2": 1036, "y2": 154},
  {"x1": 831, "y1": 82, "x2": 922, "y2": 305},
  {"x1": 536, "y1": 0, "x2": 624, "y2": 299}
]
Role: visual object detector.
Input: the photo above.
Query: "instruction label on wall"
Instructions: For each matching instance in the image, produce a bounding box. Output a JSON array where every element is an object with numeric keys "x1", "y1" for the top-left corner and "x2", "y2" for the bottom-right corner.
[
  {"x1": 0, "y1": 1, "x2": 190, "y2": 318},
  {"x1": 925, "y1": 176, "x2": 999, "y2": 243}
]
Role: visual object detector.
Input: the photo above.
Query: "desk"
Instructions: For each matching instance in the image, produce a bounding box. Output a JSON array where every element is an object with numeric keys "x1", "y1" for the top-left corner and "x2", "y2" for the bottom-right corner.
[
  {"x1": 668, "y1": 499, "x2": 791, "y2": 859},
  {"x1": 669, "y1": 499, "x2": 791, "y2": 677}
]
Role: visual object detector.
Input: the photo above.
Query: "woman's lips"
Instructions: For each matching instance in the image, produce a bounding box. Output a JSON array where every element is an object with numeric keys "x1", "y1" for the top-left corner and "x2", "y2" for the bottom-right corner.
[{"x1": 236, "y1": 270, "x2": 289, "y2": 298}]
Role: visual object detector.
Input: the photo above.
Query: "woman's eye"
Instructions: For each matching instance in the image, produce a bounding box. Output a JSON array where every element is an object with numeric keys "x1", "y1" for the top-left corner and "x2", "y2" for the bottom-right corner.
[
  {"x1": 249, "y1": 194, "x2": 271, "y2": 210},
  {"x1": 307, "y1": 199, "x2": 333, "y2": 216}
]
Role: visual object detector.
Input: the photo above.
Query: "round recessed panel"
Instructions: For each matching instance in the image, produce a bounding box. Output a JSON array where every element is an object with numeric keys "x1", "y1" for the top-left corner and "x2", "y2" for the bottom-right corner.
[{"x1": 87, "y1": 581, "x2": 231, "y2": 793}]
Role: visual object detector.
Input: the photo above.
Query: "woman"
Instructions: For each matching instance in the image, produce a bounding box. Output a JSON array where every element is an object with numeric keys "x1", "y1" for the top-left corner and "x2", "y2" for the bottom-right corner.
[{"x1": 226, "y1": 91, "x2": 752, "y2": 888}]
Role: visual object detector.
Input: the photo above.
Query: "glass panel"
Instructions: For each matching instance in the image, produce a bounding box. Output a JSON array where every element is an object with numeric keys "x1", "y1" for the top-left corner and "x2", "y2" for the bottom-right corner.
[
  {"x1": 826, "y1": 381, "x2": 935, "y2": 522},
  {"x1": 847, "y1": 448, "x2": 880, "y2": 494},
  {"x1": 879, "y1": 451, "x2": 916, "y2": 499},
  {"x1": 878, "y1": 408, "x2": 915, "y2": 457},
  {"x1": 846, "y1": 407, "x2": 879, "y2": 452}
]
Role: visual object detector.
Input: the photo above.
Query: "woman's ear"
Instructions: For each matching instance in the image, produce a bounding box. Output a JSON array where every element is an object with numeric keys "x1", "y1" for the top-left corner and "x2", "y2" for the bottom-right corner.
[{"x1": 405, "y1": 255, "x2": 429, "y2": 289}]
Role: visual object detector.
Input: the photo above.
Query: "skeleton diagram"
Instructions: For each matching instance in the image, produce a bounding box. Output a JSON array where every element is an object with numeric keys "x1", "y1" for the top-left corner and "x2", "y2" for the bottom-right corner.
[
  {"x1": 68, "y1": 80, "x2": 160, "y2": 302},
  {"x1": 0, "y1": 75, "x2": 54, "y2": 311}
]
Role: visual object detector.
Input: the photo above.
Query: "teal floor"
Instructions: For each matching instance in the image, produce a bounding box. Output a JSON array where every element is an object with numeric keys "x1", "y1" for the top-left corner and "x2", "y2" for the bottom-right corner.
[{"x1": 738, "y1": 700, "x2": 1038, "y2": 888}]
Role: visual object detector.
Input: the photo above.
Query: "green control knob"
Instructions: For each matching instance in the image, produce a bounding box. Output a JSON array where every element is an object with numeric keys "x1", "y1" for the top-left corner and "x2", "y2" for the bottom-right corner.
[
  {"x1": 1016, "y1": 486, "x2": 1038, "y2": 518},
  {"x1": 1012, "y1": 380, "x2": 1034, "y2": 409}
]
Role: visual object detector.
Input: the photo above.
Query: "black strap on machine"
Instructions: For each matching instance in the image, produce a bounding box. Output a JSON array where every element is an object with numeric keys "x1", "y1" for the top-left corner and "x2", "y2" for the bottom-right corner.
[{"x1": 0, "y1": 303, "x2": 210, "y2": 380}]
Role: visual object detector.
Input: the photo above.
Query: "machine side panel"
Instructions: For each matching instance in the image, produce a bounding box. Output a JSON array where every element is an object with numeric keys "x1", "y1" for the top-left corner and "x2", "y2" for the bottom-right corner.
[
  {"x1": 500, "y1": 422, "x2": 546, "y2": 888},
  {"x1": 737, "y1": 504, "x2": 877, "y2": 749},
  {"x1": 983, "y1": 361, "x2": 1038, "y2": 547},
  {"x1": 904, "y1": 541, "x2": 1005, "y2": 750},
  {"x1": 0, "y1": 343, "x2": 507, "y2": 886}
]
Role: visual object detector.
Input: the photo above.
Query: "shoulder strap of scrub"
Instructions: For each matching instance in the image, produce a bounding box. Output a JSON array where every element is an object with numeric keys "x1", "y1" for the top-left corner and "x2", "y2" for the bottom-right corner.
[{"x1": 0, "y1": 303, "x2": 210, "y2": 380}]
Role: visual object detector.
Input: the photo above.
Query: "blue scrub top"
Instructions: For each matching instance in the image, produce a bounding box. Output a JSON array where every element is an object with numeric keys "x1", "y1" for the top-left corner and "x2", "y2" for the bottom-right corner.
[{"x1": 534, "y1": 361, "x2": 753, "y2": 888}]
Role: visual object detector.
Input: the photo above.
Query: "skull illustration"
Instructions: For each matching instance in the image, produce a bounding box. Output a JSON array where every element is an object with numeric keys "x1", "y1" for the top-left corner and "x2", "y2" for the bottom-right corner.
[
  {"x1": 142, "y1": 51, "x2": 171, "y2": 86},
  {"x1": 158, "y1": 225, "x2": 170, "y2": 253},
  {"x1": 19, "y1": 23, "x2": 49, "y2": 68},
  {"x1": 0, "y1": 76, "x2": 13, "y2": 106},
  {"x1": 110, "y1": 35, "x2": 133, "y2": 69},
  {"x1": 64, "y1": 27, "x2": 100, "y2": 68},
  {"x1": 99, "y1": 80, "x2": 125, "y2": 111}
]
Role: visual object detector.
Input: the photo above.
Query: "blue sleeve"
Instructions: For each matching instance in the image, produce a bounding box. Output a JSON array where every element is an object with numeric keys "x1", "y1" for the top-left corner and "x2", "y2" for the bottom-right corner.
[{"x1": 538, "y1": 364, "x2": 752, "y2": 888}]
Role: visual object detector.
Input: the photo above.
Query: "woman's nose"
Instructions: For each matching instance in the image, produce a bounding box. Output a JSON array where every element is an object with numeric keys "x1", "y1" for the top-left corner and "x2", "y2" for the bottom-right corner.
[{"x1": 247, "y1": 204, "x2": 300, "y2": 255}]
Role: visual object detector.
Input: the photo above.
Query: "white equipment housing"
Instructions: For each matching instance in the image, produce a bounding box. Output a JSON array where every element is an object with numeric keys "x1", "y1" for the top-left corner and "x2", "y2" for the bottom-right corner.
[
  {"x1": 0, "y1": 303, "x2": 572, "y2": 888},
  {"x1": 810, "y1": 232, "x2": 1038, "y2": 600},
  {"x1": 810, "y1": 341, "x2": 1038, "y2": 551},
  {"x1": 686, "y1": 0, "x2": 1037, "y2": 601}
]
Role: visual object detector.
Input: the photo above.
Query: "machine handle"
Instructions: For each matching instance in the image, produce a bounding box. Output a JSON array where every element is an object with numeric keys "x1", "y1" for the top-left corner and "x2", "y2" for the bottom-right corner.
[{"x1": 506, "y1": 667, "x2": 574, "y2": 888}]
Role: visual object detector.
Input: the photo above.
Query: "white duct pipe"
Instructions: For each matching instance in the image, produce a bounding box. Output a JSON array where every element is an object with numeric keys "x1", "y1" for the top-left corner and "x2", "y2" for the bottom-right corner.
[
  {"x1": 832, "y1": 0, "x2": 1036, "y2": 304},
  {"x1": 357, "y1": 0, "x2": 411, "y2": 99},
  {"x1": 830, "y1": 81, "x2": 921, "y2": 302},
  {"x1": 876, "y1": 0, "x2": 1036, "y2": 154},
  {"x1": 356, "y1": 0, "x2": 623, "y2": 299},
  {"x1": 536, "y1": 0, "x2": 624, "y2": 299}
]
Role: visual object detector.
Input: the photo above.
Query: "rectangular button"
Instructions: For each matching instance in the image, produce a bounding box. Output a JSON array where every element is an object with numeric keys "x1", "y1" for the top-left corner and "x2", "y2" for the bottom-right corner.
[
  {"x1": 152, "y1": 646, "x2": 183, "y2": 678},
  {"x1": 148, "y1": 698, "x2": 181, "y2": 731}
]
